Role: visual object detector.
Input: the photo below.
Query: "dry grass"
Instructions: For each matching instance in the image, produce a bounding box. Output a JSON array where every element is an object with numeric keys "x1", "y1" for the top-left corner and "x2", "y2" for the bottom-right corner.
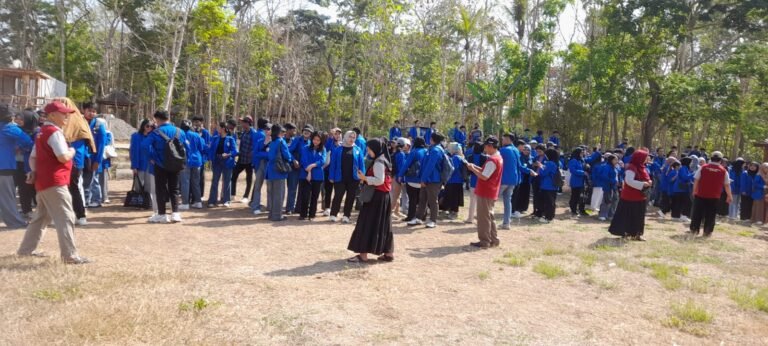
[{"x1": 1, "y1": 178, "x2": 767, "y2": 344}]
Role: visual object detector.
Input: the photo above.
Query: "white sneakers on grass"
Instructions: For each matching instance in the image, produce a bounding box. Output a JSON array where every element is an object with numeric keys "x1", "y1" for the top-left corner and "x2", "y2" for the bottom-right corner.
[
  {"x1": 192, "y1": 202, "x2": 203, "y2": 209},
  {"x1": 323, "y1": 209, "x2": 330, "y2": 216},
  {"x1": 240, "y1": 197, "x2": 249, "y2": 204},
  {"x1": 329, "y1": 216, "x2": 337, "y2": 222},
  {"x1": 178, "y1": 204, "x2": 190, "y2": 211},
  {"x1": 148, "y1": 214, "x2": 169, "y2": 223},
  {"x1": 342, "y1": 216, "x2": 350, "y2": 224},
  {"x1": 171, "y1": 213, "x2": 182, "y2": 223},
  {"x1": 425, "y1": 221, "x2": 436, "y2": 228},
  {"x1": 76, "y1": 218, "x2": 88, "y2": 226},
  {"x1": 511, "y1": 211, "x2": 522, "y2": 218},
  {"x1": 407, "y1": 218, "x2": 423, "y2": 226}
]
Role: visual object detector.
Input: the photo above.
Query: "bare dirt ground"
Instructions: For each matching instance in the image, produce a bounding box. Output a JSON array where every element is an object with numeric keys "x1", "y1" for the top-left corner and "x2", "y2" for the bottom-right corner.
[{"x1": 1, "y1": 178, "x2": 768, "y2": 345}]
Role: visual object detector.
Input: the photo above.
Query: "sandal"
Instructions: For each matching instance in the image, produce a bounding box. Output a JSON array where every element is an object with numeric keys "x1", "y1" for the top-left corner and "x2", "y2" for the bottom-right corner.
[
  {"x1": 377, "y1": 255, "x2": 394, "y2": 262},
  {"x1": 347, "y1": 255, "x2": 368, "y2": 263}
]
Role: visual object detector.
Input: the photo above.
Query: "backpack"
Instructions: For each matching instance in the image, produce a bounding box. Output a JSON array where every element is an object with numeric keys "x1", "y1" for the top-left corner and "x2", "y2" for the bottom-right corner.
[
  {"x1": 440, "y1": 152, "x2": 455, "y2": 185},
  {"x1": 155, "y1": 128, "x2": 187, "y2": 172},
  {"x1": 406, "y1": 158, "x2": 421, "y2": 178},
  {"x1": 553, "y1": 167, "x2": 565, "y2": 187}
]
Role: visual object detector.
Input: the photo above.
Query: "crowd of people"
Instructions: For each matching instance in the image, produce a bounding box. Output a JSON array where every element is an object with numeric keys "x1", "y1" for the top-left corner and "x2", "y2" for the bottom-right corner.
[{"x1": 0, "y1": 100, "x2": 759, "y2": 264}]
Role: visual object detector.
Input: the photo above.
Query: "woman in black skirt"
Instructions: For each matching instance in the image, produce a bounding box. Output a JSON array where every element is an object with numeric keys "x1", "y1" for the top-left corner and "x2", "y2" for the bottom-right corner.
[
  {"x1": 609, "y1": 149, "x2": 652, "y2": 241},
  {"x1": 347, "y1": 138, "x2": 395, "y2": 263},
  {"x1": 514, "y1": 144, "x2": 533, "y2": 214},
  {"x1": 442, "y1": 142, "x2": 465, "y2": 219}
]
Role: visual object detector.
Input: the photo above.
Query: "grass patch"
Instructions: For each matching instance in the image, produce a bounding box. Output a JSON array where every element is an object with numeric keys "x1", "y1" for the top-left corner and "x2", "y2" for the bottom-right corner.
[
  {"x1": 478, "y1": 271, "x2": 490, "y2": 280},
  {"x1": 641, "y1": 262, "x2": 688, "y2": 291},
  {"x1": 495, "y1": 252, "x2": 534, "y2": 267},
  {"x1": 32, "y1": 286, "x2": 80, "y2": 302},
  {"x1": 584, "y1": 274, "x2": 618, "y2": 291},
  {"x1": 663, "y1": 300, "x2": 714, "y2": 336},
  {"x1": 578, "y1": 252, "x2": 598, "y2": 267},
  {"x1": 593, "y1": 244, "x2": 618, "y2": 252},
  {"x1": 614, "y1": 258, "x2": 642, "y2": 273},
  {"x1": 533, "y1": 262, "x2": 568, "y2": 279},
  {"x1": 737, "y1": 230, "x2": 755, "y2": 237},
  {"x1": 729, "y1": 287, "x2": 768, "y2": 313},
  {"x1": 644, "y1": 241, "x2": 722, "y2": 264},
  {"x1": 179, "y1": 297, "x2": 219, "y2": 312},
  {"x1": 707, "y1": 240, "x2": 744, "y2": 253},
  {"x1": 542, "y1": 246, "x2": 568, "y2": 256},
  {"x1": 688, "y1": 277, "x2": 719, "y2": 294}
]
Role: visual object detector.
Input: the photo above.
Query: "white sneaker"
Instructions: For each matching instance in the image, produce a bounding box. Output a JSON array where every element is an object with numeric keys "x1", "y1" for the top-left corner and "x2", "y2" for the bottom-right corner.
[
  {"x1": 500, "y1": 224, "x2": 511, "y2": 230},
  {"x1": 148, "y1": 214, "x2": 169, "y2": 223},
  {"x1": 323, "y1": 209, "x2": 330, "y2": 216},
  {"x1": 178, "y1": 204, "x2": 190, "y2": 210},
  {"x1": 656, "y1": 210, "x2": 665, "y2": 218},
  {"x1": 252, "y1": 209, "x2": 262, "y2": 215},
  {"x1": 511, "y1": 211, "x2": 522, "y2": 218},
  {"x1": 223, "y1": 202, "x2": 231, "y2": 207},
  {"x1": 598, "y1": 217, "x2": 607, "y2": 221},
  {"x1": 240, "y1": 197, "x2": 249, "y2": 204},
  {"x1": 538, "y1": 217, "x2": 550, "y2": 224},
  {"x1": 329, "y1": 216, "x2": 337, "y2": 222},
  {"x1": 76, "y1": 217, "x2": 88, "y2": 226},
  {"x1": 342, "y1": 216, "x2": 350, "y2": 224},
  {"x1": 425, "y1": 221, "x2": 436, "y2": 228},
  {"x1": 680, "y1": 216, "x2": 691, "y2": 223},
  {"x1": 171, "y1": 213, "x2": 182, "y2": 223},
  {"x1": 407, "y1": 218, "x2": 423, "y2": 226},
  {"x1": 192, "y1": 202, "x2": 203, "y2": 209},
  {"x1": 88, "y1": 202, "x2": 101, "y2": 208}
]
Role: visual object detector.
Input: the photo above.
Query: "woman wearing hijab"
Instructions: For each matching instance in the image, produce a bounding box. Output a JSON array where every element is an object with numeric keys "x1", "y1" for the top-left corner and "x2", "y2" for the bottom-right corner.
[
  {"x1": 329, "y1": 130, "x2": 365, "y2": 223},
  {"x1": 568, "y1": 147, "x2": 588, "y2": 217},
  {"x1": 608, "y1": 149, "x2": 652, "y2": 241},
  {"x1": 740, "y1": 162, "x2": 758, "y2": 221},
  {"x1": 464, "y1": 141, "x2": 486, "y2": 223},
  {"x1": 131, "y1": 119, "x2": 158, "y2": 218},
  {"x1": 728, "y1": 158, "x2": 745, "y2": 220},
  {"x1": 398, "y1": 137, "x2": 427, "y2": 222},
  {"x1": 750, "y1": 163, "x2": 768, "y2": 225},
  {"x1": 536, "y1": 148, "x2": 560, "y2": 223},
  {"x1": 671, "y1": 157, "x2": 694, "y2": 222},
  {"x1": 346, "y1": 138, "x2": 394, "y2": 263},
  {"x1": 207, "y1": 122, "x2": 238, "y2": 208},
  {"x1": 442, "y1": 142, "x2": 466, "y2": 219},
  {"x1": 390, "y1": 137, "x2": 409, "y2": 218},
  {"x1": 265, "y1": 124, "x2": 293, "y2": 221},
  {"x1": 514, "y1": 144, "x2": 533, "y2": 214}
]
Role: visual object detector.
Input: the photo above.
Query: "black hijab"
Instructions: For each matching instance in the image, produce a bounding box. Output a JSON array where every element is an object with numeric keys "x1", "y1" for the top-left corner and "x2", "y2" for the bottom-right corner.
[{"x1": 367, "y1": 138, "x2": 391, "y2": 169}]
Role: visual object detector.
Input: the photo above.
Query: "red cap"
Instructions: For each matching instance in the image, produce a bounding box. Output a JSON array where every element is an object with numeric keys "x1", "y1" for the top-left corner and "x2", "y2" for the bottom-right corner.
[
  {"x1": 240, "y1": 116, "x2": 253, "y2": 125},
  {"x1": 43, "y1": 101, "x2": 75, "y2": 114}
]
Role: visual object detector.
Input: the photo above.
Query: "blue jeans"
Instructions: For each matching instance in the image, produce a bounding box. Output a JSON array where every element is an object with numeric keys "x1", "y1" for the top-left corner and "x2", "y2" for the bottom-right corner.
[
  {"x1": 180, "y1": 166, "x2": 202, "y2": 205},
  {"x1": 209, "y1": 163, "x2": 232, "y2": 205},
  {"x1": 498, "y1": 184, "x2": 516, "y2": 225},
  {"x1": 286, "y1": 169, "x2": 300, "y2": 212},
  {"x1": 599, "y1": 188, "x2": 618, "y2": 219},
  {"x1": 250, "y1": 163, "x2": 266, "y2": 211},
  {"x1": 82, "y1": 166, "x2": 102, "y2": 206}
]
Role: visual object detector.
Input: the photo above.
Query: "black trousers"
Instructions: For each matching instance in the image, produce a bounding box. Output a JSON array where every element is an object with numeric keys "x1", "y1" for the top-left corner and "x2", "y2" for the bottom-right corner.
[
  {"x1": 514, "y1": 183, "x2": 531, "y2": 213},
  {"x1": 659, "y1": 192, "x2": 671, "y2": 214},
  {"x1": 14, "y1": 163, "x2": 35, "y2": 214},
  {"x1": 690, "y1": 197, "x2": 718, "y2": 235},
  {"x1": 671, "y1": 193, "x2": 691, "y2": 218},
  {"x1": 297, "y1": 180, "x2": 322, "y2": 218},
  {"x1": 155, "y1": 167, "x2": 180, "y2": 215},
  {"x1": 68, "y1": 167, "x2": 86, "y2": 219},
  {"x1": 569, "y1": 187, "x2": 585, "y2": 214},
  {"x1": 231, "y1": 162, "x2": 253, "y2": 198},
  {"x1": 532, "y1": 180, "x2": 542, "y2": 215},
  {"x1": 331, "y1": 180, "x2": 358, "y2": 217},
  {"x1": 405, "y1": 184, "x2": 421, "y2": 221},
  {"x1": 541, "y1": 190, "x2": 557, "y2": 220},
  {"x1": 740, "y1": 194, "x2": 753, "y2": 221},
  {"x1": 199, "y1": 164, "x2": 206, "y2": 199},
  {"x1": 323, "y1": 177, "x2": 334, "y2": 210}
]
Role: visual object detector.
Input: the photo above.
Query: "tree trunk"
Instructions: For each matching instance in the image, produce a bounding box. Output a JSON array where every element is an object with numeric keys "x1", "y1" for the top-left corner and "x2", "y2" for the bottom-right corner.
[
  {"x1": 162, "y1": 1, "x2": 192, "y2": 110},
  {"x1": 642, "y1": 79, "x2": 661, "y2": 149}
]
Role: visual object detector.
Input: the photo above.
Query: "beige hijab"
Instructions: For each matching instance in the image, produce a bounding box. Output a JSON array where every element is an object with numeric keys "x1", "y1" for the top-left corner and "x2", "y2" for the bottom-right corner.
[{"x1": 55, "y1": 97, "x2": 95, "y2": 152}]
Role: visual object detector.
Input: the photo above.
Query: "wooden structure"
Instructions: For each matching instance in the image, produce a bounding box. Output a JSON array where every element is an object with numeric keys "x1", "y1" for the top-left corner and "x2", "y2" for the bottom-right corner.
[
  {"x1": 753, "y1": 141, "x2": 768, "y2": 162},
  {"x1": 0, "y1": 68, "x2": 66, "y2": 108}
]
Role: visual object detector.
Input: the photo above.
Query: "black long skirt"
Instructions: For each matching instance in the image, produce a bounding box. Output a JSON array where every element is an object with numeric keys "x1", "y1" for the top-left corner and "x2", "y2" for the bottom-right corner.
[
  {"x1": 608, "y1": 199, "x2": 647, "y2": 237},
  {"x1": 348, "y1": 190, "x2": 394, "y2": 255},
  {"x1": 741, "y1": 195, "x2": 753, "y2": 221},
  {"x1": 515, "y1": 183, "x2": 531, "y2": 213},
  {"x1": 716, "y1": 191, "x2": 729, "y2": 216},
  {"x1": 441, "y1": 183, "x2": 464, "y2": 212}
]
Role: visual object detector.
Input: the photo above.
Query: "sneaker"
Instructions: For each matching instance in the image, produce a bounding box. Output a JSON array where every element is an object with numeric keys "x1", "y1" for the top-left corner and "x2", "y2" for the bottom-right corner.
[
  {"x1": 148, "y1": 214, "x2": 169, "y2": 224},
  {"x1": 171, "y1": 213, "x2": 182, "y2": 223},
  {"x1": 178, "y1": 204, "x2": 190, "y2": 211},
  {"x1": 192, "y1": 202, "x2": 203, "y2": 209},
  {"x1": 469, "y1": 242, "x2": 490, "y2": 249},
  {"x1": 252, "y1": 209, "x2": 263, "y2": 215},
  {"x1": 680, "y1": 216, "x2": 691, "y2": 223},
  {"x1": 88, "y1": 202, "x2": 101, "y2": 208},
  {"x1": 240, "y1": 197, "x2": 249, "y2": 204},
  {"x1": 342, "y1": 216, "x2": 350, "y2": 224},
  {"x1": 425, "y1": 221, "x2": 436, "y2": 228},
  {"x1": 598, "y1": 217, "x2": 607, "y2": 221},
  {"x1": 500, "y1": 224, "x2": 511, "y2": 230},
  {"x1": 103, "y1": 199, "x2": 111, "y2": 204},
  {"x1": 76, "y1": 217, "x2": 88, "y2": 226},
  {"x1": 511, "y1": 211, "x2": 522, "y2": 218},
  {"x1": 538, "y1": 217, "x2": 550, "y2": 224},
  {"x1": 223, "y1": 202, "x2": 231, "y2": 207},
  {"x1": 656, "y1": 210, "x2": 665, "y2": 218},
  {"x1": 329, "y1": 216, "x2": 337, "y2": 222},
  {"x1": 63, "y1": 256, "x2": 91, "y2": 265},
  {"x1": 407, "y1": 218, "x2": 423, "y2": 226},
  {"x1": 323, "y1": 209, "x2": 331, "y2": 217}
]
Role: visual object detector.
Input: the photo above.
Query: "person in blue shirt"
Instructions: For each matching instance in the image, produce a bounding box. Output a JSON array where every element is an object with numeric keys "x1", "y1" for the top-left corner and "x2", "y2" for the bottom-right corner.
[
  {"x1": 285, "y1": 124, "x2": 312, "y2": 214},
  {"x1": 408, "y1": 120, "x2": 421, "y2": 139},
  {"x1": 81, "y1": 102, "x2": 107, "y2": 208},
  {"x1": 469, "y1": 123, "x2": 483, "y2": 144},
  {"x1": 389, "y1": 120, "x2": 402, "y2": 140},
  {"x1": 231, "y1": 117, "x2": 256, "y2": 204},
  {"x1": 329, "y1": 130, "x2": 365, "y2": 223},
  {"x1": 727, "y1": 158, "x2": 744, "y2": 220},
  {"x1": 650, "y1": 148, "x2": 666, "y2": 206},
  {"x1": 656, "y1": 157, "x2": 677, "y2": 218},
  {"x1": 321, "y1": 128, "x2": 341, "y2": 216},
  {"x1": 751, "y1": 163, "x2": 768, "y2": 225},
  {"x1": 454, "y1": 125, "x2": 467, "y2": 146},
  {"x1": 179, "y1": 120, "x2": 204, "y2": 210},
  {"x1": 442, "y1": 142, "x2": 466, "y2": 220},
  {"x1": 249, "y1": 118, "x2": 271, "y2": 215},
  {"x1": 207, "y1": 122, "x2": 238, "y2": 208},
  {"x1": 13, "y1": 110, "x2": 38, "y2": 219},
  {"x1": 0, "y1": 105, "x2": 34, "y2": 229},
  {"x1": 670, "y1": 157, "x2": 694, "y2": 221},
  {"x1": 408, "y1": 133, "x2": 446, "y2": 228},
  {"x1": 498, "y1": 134, "x2": 523, "y2": 228},
  {"x1": 521, "y1": 128, "x2": 532, "y2": 142},
  {"x1": 513, "y1": 142, "x2": 535, "y2": 214},
  {"x1": 597, "y1": 154, "x2": 620, "y2": 221},
  {"x1": 532, "y1": 130, "x2": 544, "y2": 144},
  {"x1": 568, "y1": 147, "x2": 588, "y2": 217},
  {"x1": 390, "y1": 137, "x2": 410, "y2": 218},
  {"x1": 399, "y1": 137, "x2": 427, "y2": 222},
  {"x1": 265, "y1": 124, "x2": 294, "y2": 221},
  {"x1": 447, "y1": 122, "x2": 460, "y2": 142},
  {"x1": 352, "y1": 127, "x2": 366, "y2": 152},
  {"x1": 191, "y1": 115, "x2": 210, "y2": 199},
  {"x1": 740, "y1": 162, "x2": 758, "y2": 221},
  {"x1": 424, "y1": 121, "x2": 436, "y2": 144},
  {"x1": 130, "y1": 119, "x2": 158, "y2": 217},
  {"x1": 145, "y1": 110, "x2": 187, "y2": 223},
  {"x1": 535, "y1": 148, "x2": 560, "y2": 223},
  {"x1": 296, "y1": 131, "x2": 326, "y2": 220},
  {"x1": 548, "y1": 130, "x2": 561, "y2": 147}
]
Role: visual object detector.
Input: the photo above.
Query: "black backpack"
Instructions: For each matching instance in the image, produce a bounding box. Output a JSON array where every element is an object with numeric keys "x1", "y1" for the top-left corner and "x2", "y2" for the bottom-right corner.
[
  {"x1": 553, "y1": 168, "x2": 565, "y2": 187},
  {"x1": 155, "y1": 128, "x2": 187, "y2": 172}
]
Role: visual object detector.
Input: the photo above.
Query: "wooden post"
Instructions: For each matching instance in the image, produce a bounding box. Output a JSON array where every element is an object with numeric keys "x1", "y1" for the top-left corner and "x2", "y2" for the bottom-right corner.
[{"x1": 753, "y1": 142, "x2": 768, "y2": 162}]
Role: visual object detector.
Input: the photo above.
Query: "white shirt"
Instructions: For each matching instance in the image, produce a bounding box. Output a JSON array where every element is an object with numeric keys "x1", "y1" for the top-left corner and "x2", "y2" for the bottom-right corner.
[
  {"x1": 365, "y1": 161, "x2": 387, "y2": 186},
  {"x1": 480, "y1": 153, "x2": 502, "y2": 179}
]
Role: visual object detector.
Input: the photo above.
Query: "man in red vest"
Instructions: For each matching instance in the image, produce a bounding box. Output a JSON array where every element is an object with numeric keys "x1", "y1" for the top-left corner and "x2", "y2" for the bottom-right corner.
[
  {"x1": 466, "y1": 136, "x2": 503, "y2": 248},
  {"x1": 17, "y1": 101, "x2": 90, "y2": 264},
  {"x1": 690, "y1": 151, "x2": 732, "y2": 238}
]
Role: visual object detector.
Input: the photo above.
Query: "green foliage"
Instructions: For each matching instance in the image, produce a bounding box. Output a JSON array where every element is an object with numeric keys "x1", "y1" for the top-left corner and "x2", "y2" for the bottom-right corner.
[
  {"x1": 533, "y1": 261, "x2": 568, "y2": 279},
  {"x1": 729, "y1": 286, "x2": 768, "y2": 313},
  {"x1": 663, "y1": 300, "x2": 714, "y2": 336}
]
